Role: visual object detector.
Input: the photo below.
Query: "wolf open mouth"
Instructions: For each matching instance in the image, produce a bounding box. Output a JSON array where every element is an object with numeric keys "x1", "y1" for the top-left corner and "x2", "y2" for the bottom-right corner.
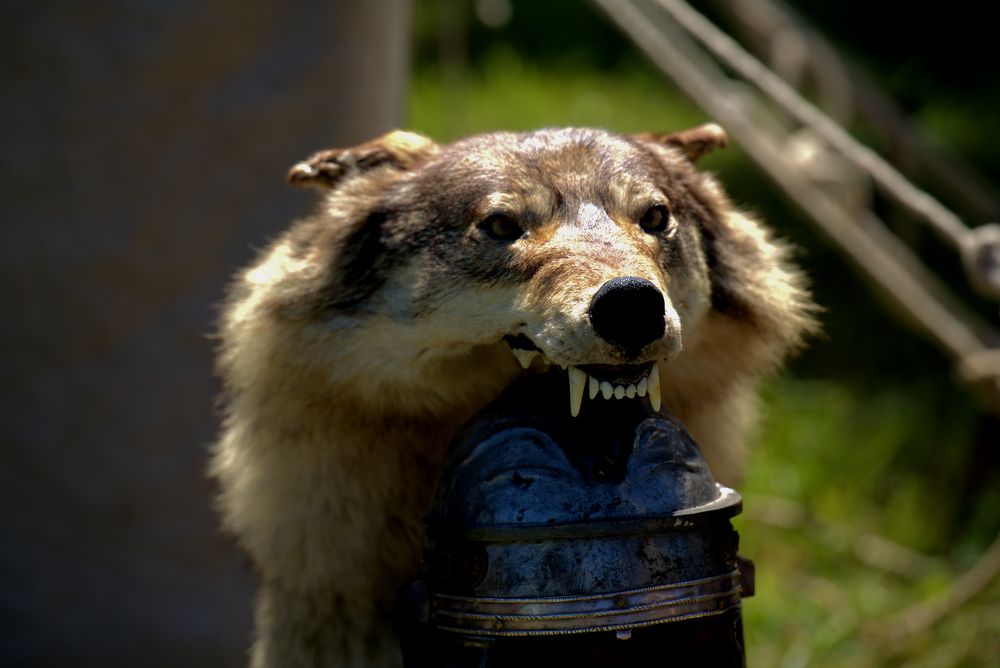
[{"x1": 505, "y1": 335, "x2": 661, "y2": 417}]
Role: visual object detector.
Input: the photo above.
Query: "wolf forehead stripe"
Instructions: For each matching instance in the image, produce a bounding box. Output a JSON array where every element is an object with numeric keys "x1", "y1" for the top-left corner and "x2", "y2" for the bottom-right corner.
[{"x1": 577, "y1": 202, "x2": 611, "y2": 231}]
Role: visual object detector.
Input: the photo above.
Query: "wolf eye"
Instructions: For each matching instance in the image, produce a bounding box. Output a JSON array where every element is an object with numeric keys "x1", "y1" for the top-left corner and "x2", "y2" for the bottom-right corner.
[
  {"x1": 480, "y1": 213, "x2": 525, "y2": 241},
  {"x1": 639, "y1": 204, "x2": 671, "y2": 233}
]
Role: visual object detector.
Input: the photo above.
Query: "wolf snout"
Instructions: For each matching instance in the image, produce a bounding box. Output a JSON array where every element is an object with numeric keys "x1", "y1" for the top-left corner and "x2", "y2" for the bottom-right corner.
[{"x1": 588, "y1": 276, "x2": 666, "y2": 351}]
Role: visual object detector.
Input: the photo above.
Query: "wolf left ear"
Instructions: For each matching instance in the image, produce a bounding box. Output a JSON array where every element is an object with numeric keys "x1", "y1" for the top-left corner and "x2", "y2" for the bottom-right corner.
[
  {"x1": 287, "y1": 130, "x2": 439, "y2": 189},
  {"x1": 634, "y1": 123, "x2": 729, "y2": 163}
]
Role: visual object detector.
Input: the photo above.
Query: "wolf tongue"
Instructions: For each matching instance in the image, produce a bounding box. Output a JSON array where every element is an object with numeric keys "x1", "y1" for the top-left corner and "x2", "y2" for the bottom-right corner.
[{"x1": 568, "y1": 366, "x2": 587, "y2": 417}]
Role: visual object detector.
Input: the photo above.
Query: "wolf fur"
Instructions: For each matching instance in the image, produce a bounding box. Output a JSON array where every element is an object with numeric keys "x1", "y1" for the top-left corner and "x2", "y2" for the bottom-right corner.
[{"x1": 212, "y1": 125, "x2": 817, "y2": 667}]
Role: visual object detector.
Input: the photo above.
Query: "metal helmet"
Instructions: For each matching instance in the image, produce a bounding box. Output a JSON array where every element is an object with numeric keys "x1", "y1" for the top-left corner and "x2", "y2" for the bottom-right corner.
[{"x1": 402, "y1": 369, "x2": 750, "y2": 666}]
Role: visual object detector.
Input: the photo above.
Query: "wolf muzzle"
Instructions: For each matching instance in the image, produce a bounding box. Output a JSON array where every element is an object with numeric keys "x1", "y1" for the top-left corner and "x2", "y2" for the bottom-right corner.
[{"x1": 588, "y1": 276, "x2": 666, "y2": 352}]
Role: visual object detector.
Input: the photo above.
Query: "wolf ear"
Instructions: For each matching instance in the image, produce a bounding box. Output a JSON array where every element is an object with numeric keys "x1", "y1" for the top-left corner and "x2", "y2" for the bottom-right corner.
[
  {"x1": 287, "y1": 130, "x2": 439, "y2": 189},
  {"x1": 634, "y1": 123, "x2": 729, "y2": 163}
]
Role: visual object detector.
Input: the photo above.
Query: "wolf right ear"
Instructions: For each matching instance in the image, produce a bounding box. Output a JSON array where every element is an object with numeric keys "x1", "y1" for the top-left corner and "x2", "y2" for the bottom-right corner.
[
  {"x1": 634, "y1": 123, "x2": 729, "y2": 163},
  {"x1": 287, "y1": 130, "x2": 439, "y2": 189}
]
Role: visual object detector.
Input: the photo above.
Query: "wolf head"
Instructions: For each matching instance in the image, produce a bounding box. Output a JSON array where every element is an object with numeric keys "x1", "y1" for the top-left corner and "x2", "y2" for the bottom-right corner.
[{"x1": 225, "y1": 126, "x2": 813, "y2": 424}]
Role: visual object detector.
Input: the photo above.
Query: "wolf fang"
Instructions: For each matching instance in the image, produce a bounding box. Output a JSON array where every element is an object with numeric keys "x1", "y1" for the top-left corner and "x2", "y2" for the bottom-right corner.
[{"x1": 213, "y1": 125, "x2": 817, "y2": 667}]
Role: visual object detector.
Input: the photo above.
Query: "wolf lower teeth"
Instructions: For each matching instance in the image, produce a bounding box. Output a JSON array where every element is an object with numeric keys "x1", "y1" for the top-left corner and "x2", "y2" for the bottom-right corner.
[
  {"x1": 566, "y1": 363, "x2": 662, "y2": 415},
  {"x1": 512, "y1": 346, "x2": 660, "y2": 415}
]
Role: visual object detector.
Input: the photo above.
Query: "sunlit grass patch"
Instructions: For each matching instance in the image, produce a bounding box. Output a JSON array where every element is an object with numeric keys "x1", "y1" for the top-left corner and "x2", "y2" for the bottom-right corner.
[{"x1": 740, "y1": 378, "x2": 995, "y2": 668}]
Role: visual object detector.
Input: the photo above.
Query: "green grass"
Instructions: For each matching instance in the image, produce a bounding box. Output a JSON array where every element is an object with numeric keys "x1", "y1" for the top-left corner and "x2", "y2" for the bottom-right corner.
[
  {"x1": 407, "y1": 52, "x2": 1000, "y2": 667},
  {"x1": 740, "y1": 379, "x2": 999, "y2": 668}
]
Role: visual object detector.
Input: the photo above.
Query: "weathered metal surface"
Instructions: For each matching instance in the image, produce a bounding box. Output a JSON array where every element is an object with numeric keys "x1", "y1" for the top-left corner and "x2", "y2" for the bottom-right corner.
[
  {"x1": 430, "y1": 569, "x2": 742, "y2": 635},
  {"x1": 403, "y1": 369, "x2": 749, "y2": 665}
]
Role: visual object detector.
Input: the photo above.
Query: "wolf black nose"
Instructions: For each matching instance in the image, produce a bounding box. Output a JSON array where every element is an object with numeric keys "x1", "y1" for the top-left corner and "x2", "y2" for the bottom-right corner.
[{"x1": 589, "y1": 276, "x2": 666, "y2": 351}]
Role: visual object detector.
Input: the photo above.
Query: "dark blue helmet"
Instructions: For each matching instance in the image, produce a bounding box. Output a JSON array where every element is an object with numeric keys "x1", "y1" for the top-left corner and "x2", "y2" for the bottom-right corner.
[{"x1": 403, "y1": 369, "x2": 750, "y2": 666}]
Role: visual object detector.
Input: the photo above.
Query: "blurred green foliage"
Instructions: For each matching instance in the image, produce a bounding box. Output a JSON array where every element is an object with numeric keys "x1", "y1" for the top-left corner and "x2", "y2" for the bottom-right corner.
[
  {"x1": 742, "y1": 380, "x2": 1000, "y2": 667},
  {"x1": 408, "y1": 1, "x2": 999, "y2": 664}
]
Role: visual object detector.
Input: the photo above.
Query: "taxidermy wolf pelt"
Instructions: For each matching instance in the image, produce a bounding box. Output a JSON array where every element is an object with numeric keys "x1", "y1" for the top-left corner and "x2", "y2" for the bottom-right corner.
[{"x1": 212, "y1": 124, "x2": 817, "y2": 666}]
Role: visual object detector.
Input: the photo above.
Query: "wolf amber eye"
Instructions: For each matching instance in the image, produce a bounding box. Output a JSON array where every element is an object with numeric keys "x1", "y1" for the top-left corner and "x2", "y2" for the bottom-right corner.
[
  {"x1": 639, "y1": 204, "x2": 671, "y2": 233},
  {"x1": 480, "y1": 213, "x2": 524, "y2": 241}
]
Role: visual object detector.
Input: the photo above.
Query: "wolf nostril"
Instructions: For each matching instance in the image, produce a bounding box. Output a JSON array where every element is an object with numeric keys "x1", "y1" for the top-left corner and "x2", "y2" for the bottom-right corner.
[{"x1": 588, "y1": 276, "x2": 666, "y2": 350}]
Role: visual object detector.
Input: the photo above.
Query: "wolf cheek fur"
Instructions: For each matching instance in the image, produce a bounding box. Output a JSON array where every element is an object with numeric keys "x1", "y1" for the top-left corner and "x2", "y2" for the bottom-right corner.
[{"x1": 212, "y1": 125, "x2": 817, "y2": 667}]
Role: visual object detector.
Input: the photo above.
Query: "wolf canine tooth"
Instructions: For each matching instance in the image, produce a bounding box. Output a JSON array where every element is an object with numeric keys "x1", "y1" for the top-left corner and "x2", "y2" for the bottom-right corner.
[
  {"x1": 568, "y1": 366, "x2": 586, "y2": 417},
  {"x1": 588, "y1": 375, "x2": 599, "y2": 400},
  {"x1": 648, "y1": 363, "x2": 662, "y2": 411},
  {"x1": 600, "y1": 381, "x2": 613, "y2": 400},
  {"x1": 511, "y1": 348, "x2": 537, "y2": 369}
]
